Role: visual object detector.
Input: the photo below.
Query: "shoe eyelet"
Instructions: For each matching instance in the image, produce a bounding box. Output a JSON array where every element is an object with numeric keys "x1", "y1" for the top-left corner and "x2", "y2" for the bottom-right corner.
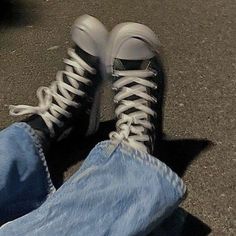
[
  {"x1": 112, "y1": 74, "x2": 120, "y2": 78},
  {"x1": 152, "y1": 70, "x2": 158, "y2": 77}
]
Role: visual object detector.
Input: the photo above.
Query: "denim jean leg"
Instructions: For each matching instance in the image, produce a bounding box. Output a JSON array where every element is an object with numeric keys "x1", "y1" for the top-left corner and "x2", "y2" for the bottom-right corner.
[
  {"x1": 0, "y1": 123, "x2": 55, "y2": 225},
  {"x1": 0, "y1": 140, "x2": 186, "y2": 236}
]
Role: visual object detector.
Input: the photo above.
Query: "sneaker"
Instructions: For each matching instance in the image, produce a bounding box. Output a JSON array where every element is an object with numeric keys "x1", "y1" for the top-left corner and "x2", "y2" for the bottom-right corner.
[
  {"x1": 9, "y1": 15, "x2": 108, "y2": 147},
  {"x1": 106, "y1": 22, "x2": 165, "y2": 154}
]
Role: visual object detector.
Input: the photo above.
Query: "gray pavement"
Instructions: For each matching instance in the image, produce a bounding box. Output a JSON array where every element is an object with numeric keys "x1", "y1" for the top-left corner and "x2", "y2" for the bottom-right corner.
[{"x1": 0, "y1": 0, "x2": 235, "y2": 235}]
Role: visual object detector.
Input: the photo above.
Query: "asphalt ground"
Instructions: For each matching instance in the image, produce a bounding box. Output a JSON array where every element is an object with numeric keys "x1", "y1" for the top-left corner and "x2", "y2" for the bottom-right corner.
[{"x1": 0, "y1": 0, "x2": 235, "y2": 235}]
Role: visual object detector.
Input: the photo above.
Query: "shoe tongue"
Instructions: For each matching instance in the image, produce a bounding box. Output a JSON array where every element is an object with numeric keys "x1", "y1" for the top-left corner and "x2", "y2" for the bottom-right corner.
[
  {"x1": 114, "y1": 59, "x2": 143, "y2": 71},
  {"x1": 75, "y1": 46, "x2": 98, "y2": 68}
]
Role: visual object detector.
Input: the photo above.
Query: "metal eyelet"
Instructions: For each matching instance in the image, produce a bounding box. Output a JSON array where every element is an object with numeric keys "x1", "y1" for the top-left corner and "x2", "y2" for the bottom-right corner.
[
  {"x1": 153, "y1": 84, "x2": 158, "y2": 90},
  {"x1": 112, "y1": 74, "x2": 120, "y2": 78}
]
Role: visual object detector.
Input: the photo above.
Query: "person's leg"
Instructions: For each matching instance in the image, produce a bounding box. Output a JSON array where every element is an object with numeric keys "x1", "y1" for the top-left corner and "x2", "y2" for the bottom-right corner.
[
  {"x1": 0, "y1": 141, "x2": 185, "y2": 235},
  {"x1": 0, "y1": 15, "x2": 108, "y2": 225},
  {"x1": 0, "y1": 122, "x2": 55, "y2": 225},
  {"x1": 0, "y1": 20, "x2": 186, "y2": 235}
]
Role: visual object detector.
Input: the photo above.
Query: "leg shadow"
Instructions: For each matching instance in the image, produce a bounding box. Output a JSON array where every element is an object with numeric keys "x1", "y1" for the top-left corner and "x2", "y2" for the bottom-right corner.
[
  {"x1": 157, "y1": 138, "x2": 214, "y2": 177},
  {"x1": 149, "y1": 208, "x2": 211, "y2": 236},
  {"x1": 46, "y1": 119, "x2": 213, "y2": 187},
  {"x1": 181, "y1": 210, "x2": 212, "y2": 235},
  {"x1": 46, "y1": 120, "x2": 115, "y2": 188},
  {"x1": 46, "y1": 119, "x2": 213, "y2": 234}
]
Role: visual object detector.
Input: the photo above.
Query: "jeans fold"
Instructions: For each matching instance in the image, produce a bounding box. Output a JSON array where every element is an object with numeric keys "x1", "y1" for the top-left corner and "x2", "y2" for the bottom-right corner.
[
  {"x1": 0, "y1": 140, "x2": 186, "y2": 236},
  {"x1": 0, "y1": 122, "x2": 55, "y2": 225}
]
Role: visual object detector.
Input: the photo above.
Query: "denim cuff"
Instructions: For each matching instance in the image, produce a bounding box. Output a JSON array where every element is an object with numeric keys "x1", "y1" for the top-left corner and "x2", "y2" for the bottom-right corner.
[{"x1": 0, "y1": 138, "x2": 186, "y2": 236}]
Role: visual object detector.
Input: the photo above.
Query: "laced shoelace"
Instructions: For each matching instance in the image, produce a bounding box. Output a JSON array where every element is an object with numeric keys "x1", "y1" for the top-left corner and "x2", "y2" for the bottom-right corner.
[
  {"x1": 9, "y1": 48, "x2": 96, "y2": 136},
  {"x1": 109, "y1": 69, "x2": 157, "y2": 152}
]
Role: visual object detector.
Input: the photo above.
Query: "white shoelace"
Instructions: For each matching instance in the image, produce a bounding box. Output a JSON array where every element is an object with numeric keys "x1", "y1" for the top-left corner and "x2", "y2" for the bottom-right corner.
[
  {"x1": 109, "y1": 69, "x2": 157, "y2": 152},
  {"x1": 9, "y1": 48, "x2": 96, "y2": 136}
]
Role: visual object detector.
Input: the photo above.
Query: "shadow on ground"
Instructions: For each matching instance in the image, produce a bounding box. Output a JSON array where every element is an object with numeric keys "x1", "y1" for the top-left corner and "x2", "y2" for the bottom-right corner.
[
  {"x1": 47, "y1": 119, "x2": 213, "y2": 184},
  {"x1": 150, "y1": 207, "x2": 211, "y2": 236},
  {"x1": 0, "y1": 0, "x2": 37, "y2": 27},
  {"x1": 46, "y1": 119, "x2": 213, "y2": 235}
]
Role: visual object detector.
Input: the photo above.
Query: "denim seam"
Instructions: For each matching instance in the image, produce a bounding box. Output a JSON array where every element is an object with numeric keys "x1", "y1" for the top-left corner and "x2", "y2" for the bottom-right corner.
[
  {"x1": 93, "y1": 140, "x2": 186, "y2": 195},
  {"x1": 93, "y1": 140, "x2": 119, "y2": 158},
  {"x1": 14, "y1": 122, "x2": 56, "y2": 196},
  {"x1": 118, "y1": 142, "x2": 186, "y2": 196},
  {"x1": 80, "y1": 140, "x2": 186, "y2": 196}
]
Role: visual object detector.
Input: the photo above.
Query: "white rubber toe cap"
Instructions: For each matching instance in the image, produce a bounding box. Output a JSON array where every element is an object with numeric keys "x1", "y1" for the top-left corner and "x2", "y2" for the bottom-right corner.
[
  {"x1": 71, "y1": 15, "x2": 108, "y2": 57},
  {"x1": 108, "y1": 22, "x2": 161, "y2": 61}
]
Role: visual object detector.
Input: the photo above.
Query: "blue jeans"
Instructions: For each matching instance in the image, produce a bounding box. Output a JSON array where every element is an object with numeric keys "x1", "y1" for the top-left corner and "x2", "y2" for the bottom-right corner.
[{"x1": 0, "y1": 123, "x2": 186, "y2": 235}]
